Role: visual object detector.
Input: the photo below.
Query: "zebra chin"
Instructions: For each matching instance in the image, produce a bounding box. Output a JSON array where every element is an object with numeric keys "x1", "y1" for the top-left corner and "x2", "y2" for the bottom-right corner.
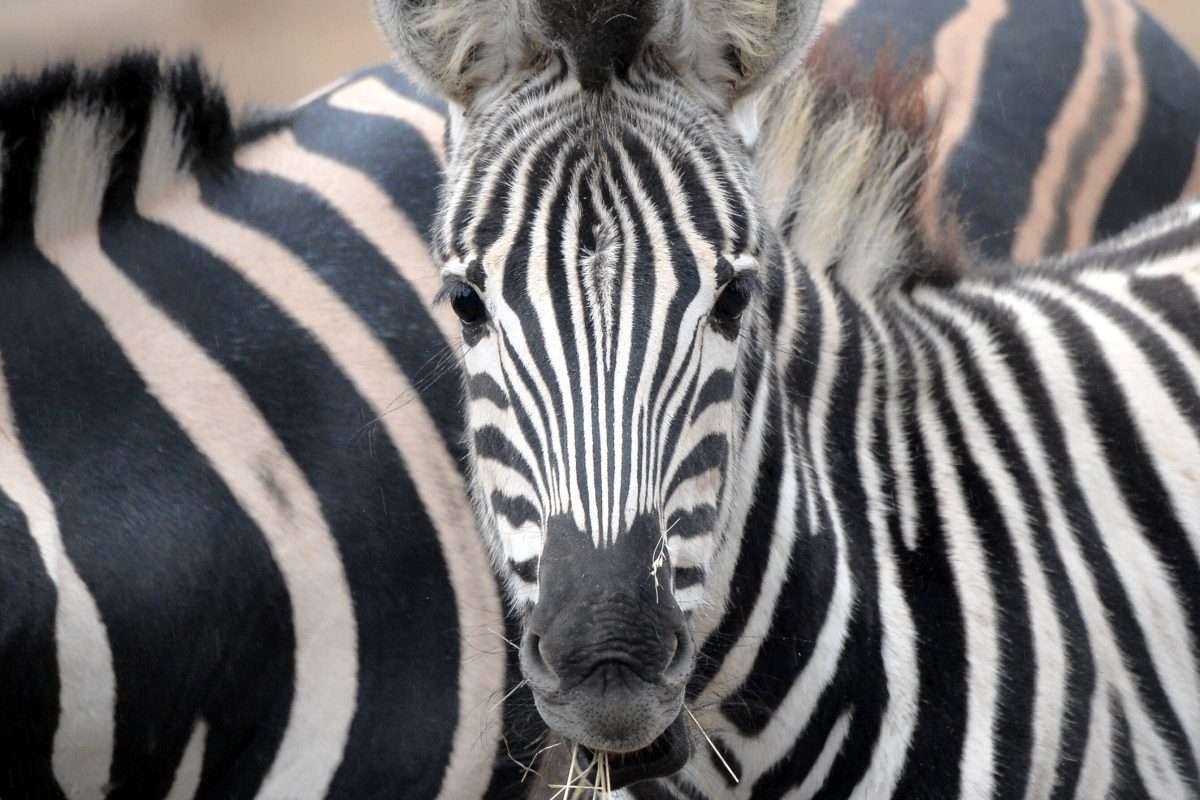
[{"x1": 517, "y1": 514, "x2": 696, "y2": 782}]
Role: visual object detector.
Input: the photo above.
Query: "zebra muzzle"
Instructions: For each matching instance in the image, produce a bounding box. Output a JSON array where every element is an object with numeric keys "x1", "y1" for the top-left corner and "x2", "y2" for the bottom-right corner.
[{"x1": 576, "y1": 712, "x2": 692, "y2": 790}]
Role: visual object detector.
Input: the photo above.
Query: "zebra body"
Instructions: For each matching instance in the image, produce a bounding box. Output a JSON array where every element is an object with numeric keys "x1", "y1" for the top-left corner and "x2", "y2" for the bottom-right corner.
[
  {"x1": 0, "y1": 0, "x2": 1198, "y2": 796},
  {"x1": 0, "y1": 57, "x2": 504, "y2": 799},
  {"x1": 681, "y1": 72, "x2": 1200, "y2": 794},
  {"x1": 827, "y1": 0, "x2": 1200, "y2": 261},
  {"x1": 377, "y1": 0, "x2": 1200, "y2": 797}
]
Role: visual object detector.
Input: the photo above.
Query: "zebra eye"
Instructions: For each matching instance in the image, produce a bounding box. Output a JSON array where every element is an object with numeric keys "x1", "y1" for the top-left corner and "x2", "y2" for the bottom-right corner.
[
  {"x1": 449, "y1": 283, "x2": 487, "y2": 325},
  {"x1": 713, "y1": 276, "x2": 753, "y2": 321}
]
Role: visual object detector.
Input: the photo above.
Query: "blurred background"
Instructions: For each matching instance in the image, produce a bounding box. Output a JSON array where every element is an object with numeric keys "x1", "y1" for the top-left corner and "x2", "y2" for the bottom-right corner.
[{"x1": 0, "y1": 0, "x2": 1197, "y2": 108}]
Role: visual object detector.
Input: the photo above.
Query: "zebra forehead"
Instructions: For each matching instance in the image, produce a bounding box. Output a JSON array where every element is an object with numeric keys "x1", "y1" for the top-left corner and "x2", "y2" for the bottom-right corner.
[{"x1": 436, "y1": 65, "x2": 763, "y2": 260}]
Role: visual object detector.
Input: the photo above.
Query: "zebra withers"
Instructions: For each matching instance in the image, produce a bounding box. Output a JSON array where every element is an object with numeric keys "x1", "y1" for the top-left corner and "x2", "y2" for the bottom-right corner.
[{"x1": 377, "y1": 0, "x2": 1200, "y2": 795}]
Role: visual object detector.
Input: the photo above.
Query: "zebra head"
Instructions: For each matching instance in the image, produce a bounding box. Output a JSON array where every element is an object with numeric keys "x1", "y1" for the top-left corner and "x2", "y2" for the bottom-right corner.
[{"x1": 376, "y1": 0, "x2": 821, "y2": 774}]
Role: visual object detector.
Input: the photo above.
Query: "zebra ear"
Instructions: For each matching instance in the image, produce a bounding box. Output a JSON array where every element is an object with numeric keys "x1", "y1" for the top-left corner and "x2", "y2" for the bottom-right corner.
[
  {"x1": 659, "y1": 0, "x2": 825, "y2": 103},
  {"x1": 371, "y1": 0, "x2": 538, "y2": 105}
]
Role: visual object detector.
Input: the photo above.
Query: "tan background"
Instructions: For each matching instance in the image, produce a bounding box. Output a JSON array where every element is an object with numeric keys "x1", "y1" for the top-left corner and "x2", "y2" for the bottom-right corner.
[{"x1": 0, "y1": 0, "x2": 1196, "y2": 108}]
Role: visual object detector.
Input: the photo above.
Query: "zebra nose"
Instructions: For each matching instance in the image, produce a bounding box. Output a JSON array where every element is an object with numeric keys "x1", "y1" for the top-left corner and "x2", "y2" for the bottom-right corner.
[{"x1": 520, "y1": 608, "x2": 693, "y2": 694}]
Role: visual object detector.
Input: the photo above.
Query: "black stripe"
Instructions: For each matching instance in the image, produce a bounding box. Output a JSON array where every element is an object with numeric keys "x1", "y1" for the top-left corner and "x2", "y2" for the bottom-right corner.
[
  {"x1": 475, "y1": 425, "x2": 538, "y2": 488},
  {"x1": 198, "y1": 166, "x2": 467, "y2": 458},
  {"x1": 690, "y1": 370, "x2": 734, "y2": 422},
  {"x1": 673, "y1": 567, "x2": 705, "y2": 590},
  {"x1": 915, "y1": 302, "x2": 1040, "y2": 799},
  {"x1": 1009, "y1": 287, "x2": 1200, "y2": 786},
  {"x1": 1130, "y1": 274, "x2": 1200, "y2": 357},
  {"x1": 782, "y1": 298, "x2": 886, "y2": 794},
  {"x1": 688, "y1": 391, "x2": 786, "y2": 699},
  {"x1": 888, "y1": 320, "x2": 969, "y2": 797},
  {"x1": 664, "y1": 505, "x2": 717, "y2": 540},
  {"x1": 1096, "y1": 13, "x2": 1200, "y2": 239},
  {"x1": 291, "y1": 93, "x2": 443, "y2": 242},
  {"x1": 928, "y1": 292, "x2": 1097, "y2": 799},
  {"x1": 947, "y1": 0, "x2": 1088, "y2": 258},
  {"x1": 361, "y1": 64, "x2": 448, "y2": 115},
  {"x1": 492, "y1": 491, "x2": 540, "y2": 529},
  {"x1": 665, "y1": 434, "x2": 728, "y2": 498},
  {"x1": 0, "y1": 242, "x2": 294, "y2": 798},
  {"x1": 0, "y1": 486, "x2": 65, "y2": 800},
  {"x1": 1109, "y1": 694, "x2": 1153, "y2": 800},
  {"x1": 100, "y1": 194, "x2": 462, "y2": 797},
  {"x1": 510, "y1": 557, "x2": 539, "y2": 584},
  {"x1": 468, "y1": 373, "x2": 510, "y2": 410}
]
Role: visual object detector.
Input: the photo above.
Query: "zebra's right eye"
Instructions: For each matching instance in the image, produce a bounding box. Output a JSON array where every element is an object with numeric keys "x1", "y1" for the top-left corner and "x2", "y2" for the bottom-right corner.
[
  {"x1": 713, "y1": 276, "x2": 753, "y2": 321},
  {"x1": 449, "y1": 283, "x2": 487, "y2": 325}
]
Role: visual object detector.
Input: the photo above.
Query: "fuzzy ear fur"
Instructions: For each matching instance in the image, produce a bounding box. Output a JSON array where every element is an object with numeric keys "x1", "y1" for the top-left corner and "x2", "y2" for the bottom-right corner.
[
  {"x1": 372, "y1": 0, "x2": 824, "y2": 106},
  {"x1": 656, "y1": 0, "x2": 825, "y2": 102},
  {"x1": 370, "y1": 0, "x2": 535, "y2": 105}
]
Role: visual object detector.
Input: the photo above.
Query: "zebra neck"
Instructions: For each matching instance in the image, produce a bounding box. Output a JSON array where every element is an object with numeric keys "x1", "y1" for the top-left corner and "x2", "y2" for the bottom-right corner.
[
  {"x1": 689, "y1": 259, "x2": 938, "y2": 790},
  {"x1": 685, "y1": 262, "x2": 890, "y2": 779}
]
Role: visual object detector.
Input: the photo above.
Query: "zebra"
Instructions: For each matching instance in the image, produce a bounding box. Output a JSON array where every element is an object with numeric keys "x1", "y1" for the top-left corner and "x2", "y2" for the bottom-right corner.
[
  {"x1": 0, "y1": 55, "x2": 507, "y2": 799},
  {"x1": 375, "y1": 0, "x2": 1200, "y2": 796},
  {"x1": 826, "y1": 0, "x2": 1200, "y2": 262},
  {"x1": 0, "y1": 2, "x2": 1197, "y2": 798}
]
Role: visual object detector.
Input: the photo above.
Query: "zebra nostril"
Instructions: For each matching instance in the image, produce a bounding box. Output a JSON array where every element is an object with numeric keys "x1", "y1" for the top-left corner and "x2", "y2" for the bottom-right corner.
[
  {"x1": 664, "y1": 629, "x2": 694, "y2": 684},
  {"x1": 521, "y1": 631, "x2": 559, "y2": 685},
  {"x1": 537, "y1": 636, "x2": 554, "y2": 674}
]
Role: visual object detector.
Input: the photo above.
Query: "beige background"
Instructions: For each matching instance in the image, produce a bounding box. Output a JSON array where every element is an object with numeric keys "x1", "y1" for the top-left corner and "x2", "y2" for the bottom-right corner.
[{"x1": 0, "y1": 0, "x2": 1196, "y2": 108}]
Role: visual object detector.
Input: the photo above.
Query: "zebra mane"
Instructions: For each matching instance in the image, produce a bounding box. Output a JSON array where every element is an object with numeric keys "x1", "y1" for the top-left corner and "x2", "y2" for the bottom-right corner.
[
  {"x1": 0, "y1": 53, "x2": 247, "y2": 243},
  {"x1": 756, "y1": 34, "x2": 966, "y2": 294}
]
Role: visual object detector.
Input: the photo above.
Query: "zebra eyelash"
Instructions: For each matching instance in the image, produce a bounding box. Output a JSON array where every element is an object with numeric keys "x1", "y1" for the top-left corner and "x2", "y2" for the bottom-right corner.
[{"x1": 433, "y1": 279, "x2": 474, "y2": 307}]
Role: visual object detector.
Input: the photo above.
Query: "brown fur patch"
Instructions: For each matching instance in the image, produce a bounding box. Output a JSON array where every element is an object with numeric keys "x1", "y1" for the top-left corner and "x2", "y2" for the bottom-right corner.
[
  {"x1": 758, "y1": 28, "x2": 967, "y2": 286},
  {"x1": 813, "y1": 29, "x2": 965, "y2": 276}
]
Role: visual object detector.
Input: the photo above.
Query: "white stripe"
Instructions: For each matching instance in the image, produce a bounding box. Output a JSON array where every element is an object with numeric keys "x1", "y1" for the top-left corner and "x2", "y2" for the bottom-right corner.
[
  {"x1": 19, "y1": 104, "x2": 123, "y2": 800},
  {"x1": 960, "y1": 283, "x2": 1195, "y2": 796},
  {"x1": 923, "y1": 0, "x2": 1009, "y2": 251},
  {"x1": 141, "y1": 164, "x2": 505, "y2": 800},
  {"x1": 457, "y1": 115, "x2": 574, "y2": 514},
  {"x1": 164, "y1": 720, "x2": 206, "y2": 800},
  {"x1": 692, "y1": 347, "x2": 774, "y2": 648},
  {"x1": 612, "y1": 139, "x2": 680, "y2": 519},
  {"x1": 236, "y1": 129, "x2": 459, "y2": 347},
  {"x1": 1078, "y1": 267, "x2": 1200, "y2": 429},
  {"x1": 327, "y1": 77, "x2": 446, "y2": 166},
  {"x1": 1135, "y1": 246, "x2": 1200, "y2": 281},
  {"x1": 905, "y1": 292, "x2": 1069, "y2": 800},
  {"x1": 848, "y1": 323, "x2": 917, "y2": 799},
  {"x1": 735, "y1": 479, "x2": 853, "y2": 788},
  {"x1": 700, "y1": 422, "x2": 798, "y2": 696},
  {"x1": 1021, "y1": 277, "x2": 1200, "y2": 758},
  {"x1": 527, "y1": 148, "x2": 590, "y2": 530},
  {"x1": 0, "y1": 355, "x2": 116, "y2": 800},
  {"x1": 452, "y1": 80, "x2": 577, "y2": 262},
  {"x1": 1186, "y1": 139, "x2": 1200, "y2": 198},
  {"x1": 1074, "y1": 687, "x2": 1116, "y2": 799},
  {"x1": 893, "y1": 308, "x2": 998, "y2": 799},
  {"x1": 819, "y1": 0, "x2": 864, "y2": 27},
  {"x1": 36, "y1": 108, "x2": 359, "y2": 798},
  {"x1": 788, "y1": 711, "x2": 852, "y2": 800}
]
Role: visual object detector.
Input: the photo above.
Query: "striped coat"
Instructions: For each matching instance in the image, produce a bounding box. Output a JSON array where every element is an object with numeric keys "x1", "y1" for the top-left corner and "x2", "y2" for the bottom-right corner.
[{"x1": 0, "y1": 0, "x2": 1197, "y2": 796}]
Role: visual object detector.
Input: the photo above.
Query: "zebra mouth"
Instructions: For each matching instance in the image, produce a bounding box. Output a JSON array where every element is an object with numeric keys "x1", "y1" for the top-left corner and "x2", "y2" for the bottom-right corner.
[{"x1": 578, "y1": 712, "x2": 691, "y2": 790}]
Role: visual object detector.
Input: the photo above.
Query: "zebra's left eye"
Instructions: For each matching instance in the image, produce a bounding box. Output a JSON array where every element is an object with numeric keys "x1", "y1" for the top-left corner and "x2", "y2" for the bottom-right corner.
[
  {"x1": 449, "y1": 283, "x2": 487, "y2": 325},
  {"x1": 713, "y1": 276, "x2": 753, "y2": 321}
]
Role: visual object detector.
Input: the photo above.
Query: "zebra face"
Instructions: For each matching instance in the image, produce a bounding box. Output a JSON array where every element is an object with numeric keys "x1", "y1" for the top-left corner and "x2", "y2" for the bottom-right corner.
[{"x1": 437, "y1": 63, "x2": 765, "y2": 759}]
